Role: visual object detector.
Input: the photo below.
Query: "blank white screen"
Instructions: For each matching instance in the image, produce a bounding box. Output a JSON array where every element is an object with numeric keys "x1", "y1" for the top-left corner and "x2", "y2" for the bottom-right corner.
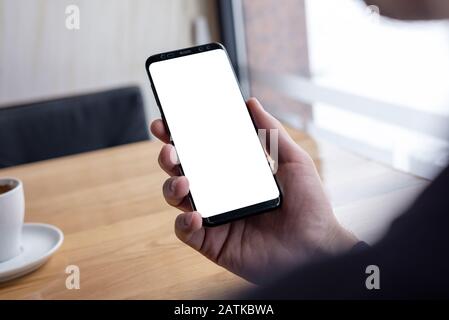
[{"x1": 149, "y1": 48, "x2": 279, "y2": 218}]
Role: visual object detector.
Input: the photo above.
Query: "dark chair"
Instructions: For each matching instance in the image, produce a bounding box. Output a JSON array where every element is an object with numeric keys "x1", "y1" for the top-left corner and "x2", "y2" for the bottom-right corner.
[{"x1": 0, "y1": 86, "x2": 150, "y2": 168}]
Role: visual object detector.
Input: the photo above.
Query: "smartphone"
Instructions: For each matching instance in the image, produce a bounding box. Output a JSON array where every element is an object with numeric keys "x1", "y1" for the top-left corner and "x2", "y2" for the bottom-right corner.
[{"x1": 145, "y1": 42, "x2": 281, "y2": 226}]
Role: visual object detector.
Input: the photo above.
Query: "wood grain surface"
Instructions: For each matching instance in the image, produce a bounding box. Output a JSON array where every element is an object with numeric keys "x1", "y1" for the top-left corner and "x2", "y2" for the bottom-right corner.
[{"x1": 0, "y1": 127, "x2": 428, "y2": 299}]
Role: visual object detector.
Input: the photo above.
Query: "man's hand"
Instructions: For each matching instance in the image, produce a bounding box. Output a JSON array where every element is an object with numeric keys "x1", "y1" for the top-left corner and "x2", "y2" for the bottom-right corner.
[{"x1": 150, "y1": 98, "x2": 358, "y2": 284}]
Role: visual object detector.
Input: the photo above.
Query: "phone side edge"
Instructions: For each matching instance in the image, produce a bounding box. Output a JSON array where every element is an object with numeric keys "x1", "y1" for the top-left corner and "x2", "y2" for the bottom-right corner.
[{"x1": 202, "y1": 195, "x2": 282, "y2": 227}]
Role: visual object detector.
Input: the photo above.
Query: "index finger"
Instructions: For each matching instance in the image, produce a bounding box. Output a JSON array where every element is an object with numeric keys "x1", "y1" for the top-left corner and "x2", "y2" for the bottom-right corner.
[{"x1": 150, "y1": 119, "x2": 170, "y2": 144}]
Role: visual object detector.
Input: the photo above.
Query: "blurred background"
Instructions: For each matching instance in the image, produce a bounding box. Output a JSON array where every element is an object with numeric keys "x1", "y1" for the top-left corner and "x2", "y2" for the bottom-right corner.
[
  {"x1": 1, "y1": 0, "x2": 449, "y2": 178},
  {"x1": 0, "y1": 0, "x2": 220, "y2": 124}
]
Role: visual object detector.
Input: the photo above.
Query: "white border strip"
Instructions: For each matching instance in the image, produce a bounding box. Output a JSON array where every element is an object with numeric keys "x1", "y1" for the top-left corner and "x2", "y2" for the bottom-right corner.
[{"x1": 252, "y1": 70, "x2": 449, "y2": 140}]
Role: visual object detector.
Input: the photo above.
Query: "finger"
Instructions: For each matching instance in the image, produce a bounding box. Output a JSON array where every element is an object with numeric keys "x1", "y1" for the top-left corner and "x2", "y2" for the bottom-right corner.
[
  {"x1": 175, "y1": 211, "x2": 205, "y2": 251},
  {"x1": 247, "y1": 97, "x2": 309, "y2": 164},
  {"x1": 150, "y1": 119, "x2": 171, "y2": 144},
  {"x1": 162, "y1": 176, "x2": 192, "y2": 211},
  {"x1": 158, "y1": 144, "x2": 180, "y2": 176}
]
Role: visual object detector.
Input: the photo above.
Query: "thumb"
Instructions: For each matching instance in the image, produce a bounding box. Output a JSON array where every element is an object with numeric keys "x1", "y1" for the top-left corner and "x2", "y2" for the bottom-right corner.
[
  {"x1": 247, "y1": 97, "x2": 307, "y2": 164},
  {"x1": 174, "y1": 211, "x2": 205, "y2": 251}
]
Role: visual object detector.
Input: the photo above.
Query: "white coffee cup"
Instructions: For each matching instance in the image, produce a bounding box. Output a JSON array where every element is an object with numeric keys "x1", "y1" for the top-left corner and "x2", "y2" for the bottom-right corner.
[{"x1": 0, "y1": 178, "x2": 25, "y2": 262}]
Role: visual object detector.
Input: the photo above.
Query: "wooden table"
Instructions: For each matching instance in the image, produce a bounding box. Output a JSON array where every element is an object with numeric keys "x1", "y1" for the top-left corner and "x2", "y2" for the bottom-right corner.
[{"x1": 0, "y1": 128, "x2": 428, "y2": 299}]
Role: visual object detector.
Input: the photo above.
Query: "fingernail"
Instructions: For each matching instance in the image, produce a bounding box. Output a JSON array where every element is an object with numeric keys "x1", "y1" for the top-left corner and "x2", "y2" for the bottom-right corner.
[
  {"x1": 184, "y1": 212, "x2": 194, "y2": 227},
  {"x1": 169, "y1": 147, "x2": 180, "y2": 165},
  {"x1": 252, "y1": 98, "x2": 265, "y2": 112},
  {"x1": 170, "y1": 178, "x2": 177, "y2": 193}
]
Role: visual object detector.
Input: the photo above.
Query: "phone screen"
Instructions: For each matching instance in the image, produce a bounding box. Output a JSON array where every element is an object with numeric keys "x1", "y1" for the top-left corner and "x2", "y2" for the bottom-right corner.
[{"x1": 148, "y1": 47, "x2": 280, "y2": 219}]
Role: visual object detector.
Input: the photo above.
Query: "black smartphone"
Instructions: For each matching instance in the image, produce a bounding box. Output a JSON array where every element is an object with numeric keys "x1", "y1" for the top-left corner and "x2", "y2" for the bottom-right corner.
[{"x1": 145, "y1": 42, "x2": 281, "y2": 226}]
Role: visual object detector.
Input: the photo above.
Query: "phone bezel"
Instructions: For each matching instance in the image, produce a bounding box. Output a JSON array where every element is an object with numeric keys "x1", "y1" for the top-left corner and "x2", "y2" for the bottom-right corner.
[{"x1": 145, "y1": 42, "x2": 282, "y2": 227}]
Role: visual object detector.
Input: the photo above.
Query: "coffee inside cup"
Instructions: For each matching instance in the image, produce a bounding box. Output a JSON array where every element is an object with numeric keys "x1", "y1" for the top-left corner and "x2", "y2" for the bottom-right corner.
[{"x1": 0, "y1": 181, "x2": 16, "y2": 195}]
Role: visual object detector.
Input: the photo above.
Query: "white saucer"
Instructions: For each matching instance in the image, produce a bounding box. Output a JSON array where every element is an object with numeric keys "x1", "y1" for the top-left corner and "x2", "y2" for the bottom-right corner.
[{"x1": 0, "y1": 223, "x2": 64, "y2": 282}]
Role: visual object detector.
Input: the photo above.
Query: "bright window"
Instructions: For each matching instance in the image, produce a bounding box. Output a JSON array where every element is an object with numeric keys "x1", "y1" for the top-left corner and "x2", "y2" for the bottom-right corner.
[
  {"x1": 306, "y1": 0, "x2": 449, "y2": 178},
  {"x1": 239, "y1": 0, "x2": 449, "y2": 179}
]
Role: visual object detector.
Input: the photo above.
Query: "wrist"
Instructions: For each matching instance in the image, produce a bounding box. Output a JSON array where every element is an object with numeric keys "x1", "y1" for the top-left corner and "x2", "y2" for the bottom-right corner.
[{"x1": 326, "y1": 223, "x2": 359, "y2": 255}]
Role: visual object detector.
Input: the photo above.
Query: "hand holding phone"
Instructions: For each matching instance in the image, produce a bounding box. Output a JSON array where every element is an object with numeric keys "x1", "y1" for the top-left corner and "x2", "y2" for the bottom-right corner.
[
  {"x1": 150, "y1": 95, "x2": 358, "y2": 284},
  {"x1": 147, "y1": 43, "x2": 281, "y2": 226}
]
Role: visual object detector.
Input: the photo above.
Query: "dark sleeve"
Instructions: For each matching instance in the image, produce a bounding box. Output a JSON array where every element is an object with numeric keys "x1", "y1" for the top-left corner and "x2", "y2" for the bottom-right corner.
[
  {"x1": 243, "y1": 166, "x2": 449, "y2": 299},
  {"x1": 349, "y1": 241, "x2": 370, "y2": 253}
]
